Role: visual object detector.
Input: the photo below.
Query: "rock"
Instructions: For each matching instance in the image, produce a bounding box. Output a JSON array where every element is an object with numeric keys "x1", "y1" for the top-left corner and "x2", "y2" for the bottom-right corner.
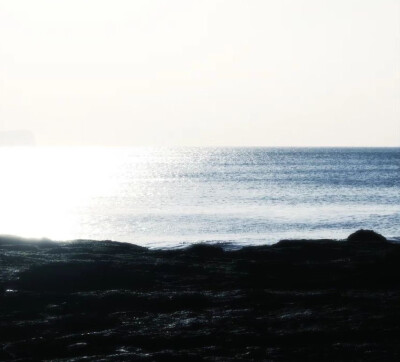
[
  {"x1": 185, "y1": 243, "x2": 224, "y2": 257},
  {"x1": 347, "y1": 229, "x2": 387, "y2": 244},
  {"x1": 3, "y1": 231, "x2": 400, "y2": 361}
]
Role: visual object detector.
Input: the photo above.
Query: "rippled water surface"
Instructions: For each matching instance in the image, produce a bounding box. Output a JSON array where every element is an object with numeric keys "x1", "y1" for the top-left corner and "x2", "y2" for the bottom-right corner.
[{"x1": 1, "y1": 147, "x2": 399, "y2": 247}]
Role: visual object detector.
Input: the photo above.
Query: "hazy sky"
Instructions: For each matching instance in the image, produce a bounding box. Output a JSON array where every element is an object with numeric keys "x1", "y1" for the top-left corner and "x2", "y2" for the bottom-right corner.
[{"x1": 0, "y1": 0, "x2": 399, "y2": 146}]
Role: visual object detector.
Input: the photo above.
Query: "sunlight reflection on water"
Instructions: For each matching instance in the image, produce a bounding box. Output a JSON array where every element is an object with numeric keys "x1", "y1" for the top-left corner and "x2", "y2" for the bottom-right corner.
[{"x1": 1, "y1": 147, "x2": 399, "y2": 247}]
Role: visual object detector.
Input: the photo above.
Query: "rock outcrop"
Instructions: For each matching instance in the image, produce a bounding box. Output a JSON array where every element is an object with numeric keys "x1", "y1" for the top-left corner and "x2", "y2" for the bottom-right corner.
[
  {"x1": 347, "y1": 229, "x2": 388, "y2": 244},
  {"x1": 1, "y1": 231, "x2": 399, "y2": 361}
]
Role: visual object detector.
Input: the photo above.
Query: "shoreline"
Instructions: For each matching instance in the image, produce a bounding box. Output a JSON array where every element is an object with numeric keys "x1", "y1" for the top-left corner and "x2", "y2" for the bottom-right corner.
[
  {"x1": 2, "y1": 230, "x2": 400, "y2": 360},
  {"x1": 1, "y1": 232, "x2": 399, "y2": 251}
]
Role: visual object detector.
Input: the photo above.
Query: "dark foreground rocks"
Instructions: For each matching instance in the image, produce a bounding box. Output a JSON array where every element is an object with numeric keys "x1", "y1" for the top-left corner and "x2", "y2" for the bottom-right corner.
[{"x1": 1, "y1": 232, "x2": 400, "y2": 361}]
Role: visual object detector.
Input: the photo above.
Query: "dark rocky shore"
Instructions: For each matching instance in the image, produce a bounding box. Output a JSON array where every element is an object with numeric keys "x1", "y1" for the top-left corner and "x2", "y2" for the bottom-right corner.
[{"x1": 1, "y1": 230, "x2": 400, "y2": 361}]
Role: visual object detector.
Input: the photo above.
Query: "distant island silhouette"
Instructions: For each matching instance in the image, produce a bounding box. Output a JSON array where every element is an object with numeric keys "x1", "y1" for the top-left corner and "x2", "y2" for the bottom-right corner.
[{"x1": 0, "y1": 130, "x2": 36, "y2": 146}]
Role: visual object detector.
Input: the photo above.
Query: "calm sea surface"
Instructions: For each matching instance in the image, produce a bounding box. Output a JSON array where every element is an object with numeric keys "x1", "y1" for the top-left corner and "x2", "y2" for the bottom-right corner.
[{"x1": 1, "y1": 147, "x2": 399, "y2": 247}]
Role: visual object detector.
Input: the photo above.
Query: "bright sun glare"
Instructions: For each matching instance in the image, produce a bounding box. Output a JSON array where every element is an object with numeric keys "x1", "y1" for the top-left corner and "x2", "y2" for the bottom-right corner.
[{"x1": 0, "y1": 147, "x2": 133, "y2": 239}]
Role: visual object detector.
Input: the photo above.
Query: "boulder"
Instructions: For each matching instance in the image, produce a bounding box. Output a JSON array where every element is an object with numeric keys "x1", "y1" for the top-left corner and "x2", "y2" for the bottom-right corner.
[{"x1": 347, "y1": 229, "x2": 387, "y2": 244}]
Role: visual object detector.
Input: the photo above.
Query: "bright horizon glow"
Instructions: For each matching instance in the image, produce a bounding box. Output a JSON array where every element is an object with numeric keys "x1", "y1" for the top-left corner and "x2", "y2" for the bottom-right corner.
[{"x1": 0, "y1": 0, "x2": 399, "y2": 147}]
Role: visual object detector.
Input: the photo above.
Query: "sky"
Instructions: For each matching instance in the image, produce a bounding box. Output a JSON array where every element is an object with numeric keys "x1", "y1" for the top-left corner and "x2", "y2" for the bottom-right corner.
[{"x1": 0, "y1": 0, "x2": 399, "y2": 147}]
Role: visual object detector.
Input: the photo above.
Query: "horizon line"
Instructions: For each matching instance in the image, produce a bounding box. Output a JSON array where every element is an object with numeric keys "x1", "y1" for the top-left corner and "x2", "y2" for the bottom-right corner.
[{"x1": 1, "y1": 145, "x2": 399, "y2": 149}]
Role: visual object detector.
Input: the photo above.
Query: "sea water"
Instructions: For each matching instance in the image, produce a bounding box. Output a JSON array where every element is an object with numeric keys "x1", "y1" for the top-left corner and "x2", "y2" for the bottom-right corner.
[{"x1": 0, "y1": 147, "x2": 399, "y2": 247}]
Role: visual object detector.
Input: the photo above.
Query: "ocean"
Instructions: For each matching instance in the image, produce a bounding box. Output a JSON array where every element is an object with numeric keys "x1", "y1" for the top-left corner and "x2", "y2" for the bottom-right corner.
[{"x1": 1, "y1": 147, "x2": 399, "y2": 247}]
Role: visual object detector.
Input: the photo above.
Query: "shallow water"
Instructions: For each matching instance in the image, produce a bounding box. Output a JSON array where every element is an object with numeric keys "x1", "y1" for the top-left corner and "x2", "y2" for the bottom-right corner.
[{"x1": 0, "y1": 147, "x2": 399, "y2": 247}]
